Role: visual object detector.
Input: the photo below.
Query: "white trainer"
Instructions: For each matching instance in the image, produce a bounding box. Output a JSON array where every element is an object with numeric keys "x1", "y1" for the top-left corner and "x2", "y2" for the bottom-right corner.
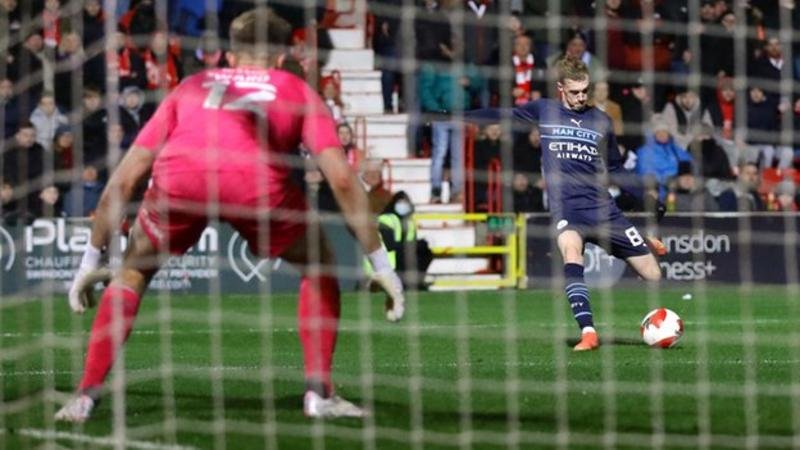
[
  {"x1": 303, "y1": 391, "x2": 366, "y2": 418},
  {"x1": 55, "y1": 394, "x2": 95, "y2": 423}
]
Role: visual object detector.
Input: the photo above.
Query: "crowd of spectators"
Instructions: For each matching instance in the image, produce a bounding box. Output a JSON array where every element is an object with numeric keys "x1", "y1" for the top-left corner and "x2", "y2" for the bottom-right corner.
[
  {"x1": 3, "y1": 0, "x2": 800, "y2": 224},
  {"x1": 0, "y1": 0, "x2": 364, "y2": 223},
  {"x1": 372, "y1": 0, "x2": 800, "y2": 213}
]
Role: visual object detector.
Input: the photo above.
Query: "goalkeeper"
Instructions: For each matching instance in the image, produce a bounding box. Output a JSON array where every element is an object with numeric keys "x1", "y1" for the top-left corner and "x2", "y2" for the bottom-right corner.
[
  {"x1": 55, "y1": 8, "x2": 404, "y2": 422},
  {"x1": 466, "y1": 58, "x2": 664, "y2": 351}
]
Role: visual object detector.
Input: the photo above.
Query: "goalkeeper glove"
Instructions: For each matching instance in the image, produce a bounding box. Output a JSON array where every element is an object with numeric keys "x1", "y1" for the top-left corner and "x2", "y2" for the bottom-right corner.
[
  {"x1": 68, "y1": 245, "x2": 112, "y2": 314},
  {"x1": 368, "y1": 248, "x2": 406, "y2": 322}
]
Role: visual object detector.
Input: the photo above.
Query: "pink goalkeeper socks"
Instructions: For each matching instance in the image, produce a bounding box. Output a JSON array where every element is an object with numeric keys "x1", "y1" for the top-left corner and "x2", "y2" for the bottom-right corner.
[
  {"x1": 79, "y1": 285, "x2": 142, "y2": 392},
  {"x1": 297, "y1": 275, "x2": 341, "y2": 396}
]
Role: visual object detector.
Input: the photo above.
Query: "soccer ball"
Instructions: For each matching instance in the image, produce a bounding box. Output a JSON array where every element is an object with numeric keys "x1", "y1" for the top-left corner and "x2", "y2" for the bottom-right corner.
[{"x1": 640, "y1": 308, "x2": 684, "y2": 348}]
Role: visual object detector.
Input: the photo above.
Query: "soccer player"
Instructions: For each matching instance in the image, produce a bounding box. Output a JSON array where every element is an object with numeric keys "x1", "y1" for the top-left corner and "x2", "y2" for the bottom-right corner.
[
  {"x1": 466, "y1": 58, "x2": 663, "y2": 351},
  {"x1": 55, "y1": 9, "x2": 405, "y2": 422}
]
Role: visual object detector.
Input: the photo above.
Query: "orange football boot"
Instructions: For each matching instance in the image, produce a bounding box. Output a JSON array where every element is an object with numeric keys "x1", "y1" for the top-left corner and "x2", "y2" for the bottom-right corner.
[
  {"x1": 646, "y1": 236, "x2": 667, "y2": 256},
  {"x1": 573, "y1": 331, "x2": 600, "y2": 351}
]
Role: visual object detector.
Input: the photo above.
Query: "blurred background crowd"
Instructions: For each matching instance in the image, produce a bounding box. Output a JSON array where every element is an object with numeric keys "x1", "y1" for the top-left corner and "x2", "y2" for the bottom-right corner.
[{"x1": 2, "y1": 0, "x2": 800, "y2": 224}]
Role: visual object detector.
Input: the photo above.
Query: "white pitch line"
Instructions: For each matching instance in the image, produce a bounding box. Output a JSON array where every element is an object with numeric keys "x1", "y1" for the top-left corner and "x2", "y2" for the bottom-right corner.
[
  {"x1": 0, "y1": 364, "x2": 271, "y2": 378},
  {"x1": 0, "y1": 323, "x2": 511, "y2": 339},
  {"x1": 4, "y1": 427, "x2": 198, "y2": 450},
  {"x1": 0, "y1": 317, "x2": 791, "y2": 339},
  {"x1": 2, "y1": 357, "x2": 800, "y2": 379}
]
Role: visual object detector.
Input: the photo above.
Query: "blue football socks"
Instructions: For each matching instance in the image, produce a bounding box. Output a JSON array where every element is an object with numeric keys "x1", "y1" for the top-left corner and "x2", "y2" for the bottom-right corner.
[{"x1": 564, "y1": 263, "x2": 594, "y2": 330}]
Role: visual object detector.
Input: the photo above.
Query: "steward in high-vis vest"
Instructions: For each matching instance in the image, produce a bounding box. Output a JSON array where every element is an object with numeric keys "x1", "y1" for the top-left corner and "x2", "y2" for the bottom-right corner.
[{"x1": 365, "y1": 192, "x2": 432, "y2": 289}]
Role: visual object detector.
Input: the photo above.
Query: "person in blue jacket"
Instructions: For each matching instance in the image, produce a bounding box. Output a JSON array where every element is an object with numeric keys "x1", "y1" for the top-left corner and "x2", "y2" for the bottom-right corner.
[{"x1": 635, "y1": 116, "x2": 693, "y2": 201}]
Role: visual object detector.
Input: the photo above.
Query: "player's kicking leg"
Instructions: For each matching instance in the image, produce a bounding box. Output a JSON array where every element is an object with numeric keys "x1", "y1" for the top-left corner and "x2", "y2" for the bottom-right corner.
[
  {"x1": 56, "y1": 221, "x2": 161, "y2": 423},
  {"x1": 626, "y1": 253, "x2": 662, "y2": 282},
  {"x1": 278, "y1": 230, "x2": 365, "y2": 418},
  {"x1": 556, "y1": 229, "x2": 599, "y2": 352}
]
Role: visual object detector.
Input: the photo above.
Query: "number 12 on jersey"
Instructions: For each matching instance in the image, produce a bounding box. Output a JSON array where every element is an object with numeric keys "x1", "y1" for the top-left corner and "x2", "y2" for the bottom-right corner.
[{"x1": 202, "y1": 80, "x2": 277, "y2": 117}]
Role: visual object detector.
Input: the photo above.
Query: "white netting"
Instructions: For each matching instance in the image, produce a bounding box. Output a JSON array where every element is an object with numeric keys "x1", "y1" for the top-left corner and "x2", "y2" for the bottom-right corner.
[{"x1": 1, "y1": 1, "x2": 799, "y2": 449}]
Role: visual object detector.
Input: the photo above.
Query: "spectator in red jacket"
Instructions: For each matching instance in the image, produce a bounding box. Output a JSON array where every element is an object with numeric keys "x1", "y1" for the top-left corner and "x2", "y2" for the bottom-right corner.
[{"x1": 42, "y1": 0, "x2": 62, "y2": 49}]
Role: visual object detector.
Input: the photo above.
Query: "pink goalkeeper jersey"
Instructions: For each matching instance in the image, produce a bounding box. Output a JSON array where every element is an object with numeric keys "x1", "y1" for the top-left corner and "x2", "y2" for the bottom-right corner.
[{"x1": 133, "y1": 67, "x2": 340, "y2": 207}]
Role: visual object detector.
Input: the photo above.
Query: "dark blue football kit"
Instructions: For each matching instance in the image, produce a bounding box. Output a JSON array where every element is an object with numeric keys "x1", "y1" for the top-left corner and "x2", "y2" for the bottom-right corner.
[{"x1": 467, "y1": 98, "x2": 650, "y2": 259}]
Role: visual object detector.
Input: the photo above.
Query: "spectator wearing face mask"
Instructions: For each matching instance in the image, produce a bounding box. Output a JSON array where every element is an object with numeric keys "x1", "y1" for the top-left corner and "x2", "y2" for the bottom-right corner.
[{"x1": 366, "y1": 191, "x2": 432, "y2": 290}]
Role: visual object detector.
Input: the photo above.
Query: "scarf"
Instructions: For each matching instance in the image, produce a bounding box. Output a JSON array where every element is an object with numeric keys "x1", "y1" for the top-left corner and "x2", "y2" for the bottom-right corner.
[
  {"x1": 512, "y1": 53, "x2": 534, "y2": 105},
  {"x1": 717, "y1": 90, "x2": 735, "y2": 139},
  {"x1": 143, "y1": 49, "x2": 179, "y2": 90}
]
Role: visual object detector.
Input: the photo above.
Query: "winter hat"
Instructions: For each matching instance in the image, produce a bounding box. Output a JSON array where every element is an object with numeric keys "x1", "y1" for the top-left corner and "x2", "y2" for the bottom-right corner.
[
  {"x1": 54, "y1": 124, "x2": 73, "y2": 138},
  {"x1": 651, "y1": 114, "x2": 669, "y2": 133},
  {"x1": 775, "y1": 180, "x2": 797, "y2": 197}
]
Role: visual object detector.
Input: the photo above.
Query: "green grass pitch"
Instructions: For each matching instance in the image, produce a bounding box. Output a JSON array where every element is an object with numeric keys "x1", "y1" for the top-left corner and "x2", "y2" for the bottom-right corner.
[{"x1": 1, "y1": 286, "x2": 798, "y2": 449}]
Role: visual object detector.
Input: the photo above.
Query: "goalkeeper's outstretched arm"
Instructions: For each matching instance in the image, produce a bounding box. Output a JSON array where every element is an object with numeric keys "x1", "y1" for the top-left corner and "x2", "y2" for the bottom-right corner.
[
  {"x1": 67, "y1": 147, "x2": 154, "y2": 314},
  {"x1": 315, "y1": 146, "x2": 406, "y2": 321},
  {"x1": 89, "y1": 146, "x2": 155, "y2": 250},
  {"x1": 315, "y1": 146, "x2": 382, "y2": 255}
]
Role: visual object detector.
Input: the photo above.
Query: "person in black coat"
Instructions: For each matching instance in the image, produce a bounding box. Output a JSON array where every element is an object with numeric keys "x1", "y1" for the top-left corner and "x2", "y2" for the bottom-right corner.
[
  {"x1": 717, "y1": 162, "x2": 766, "y2": 212},
  {"x1": 473, "y1": 123, "x2": 504, "y2": 210},
  {"x1": 687, "y1": 124, "x2": 735, "y2": 181},
  {"x1": 78, "y1": 87, "x2": 108, "y2": 169},
  {"x1": 1, "y1": 120, "x2": 48, "y2": 220},
  {"x1": 8, "y1": 30, "x2": 45, "y2": 115},
  {"x1": 751, "y1": 36, "x2": 785, "y2": 106},
  {"x1": 744, "y1": 86, "x2": 791, "y2": 168},
  {"x1": 414, "y1": 0, "x2": 452, "y2": 63},
  {"x1": 511, "y1": 126, "x2": 545, "y2": 212},
  {"x1": 371, "y1": 0, "x2": 402, "y2": 112},
  {"x1": 618, "y1": 79, "x2": 654, "y2": 151},
  {"x1": 0, "y1": 77, "x2": 21, "y2": 139},
  {"x1": 53, "y1": 31, "x2": 86, "y2": 112},
  {"x1": 81, "y1": 0, "x2": 105, "y2": 50}
]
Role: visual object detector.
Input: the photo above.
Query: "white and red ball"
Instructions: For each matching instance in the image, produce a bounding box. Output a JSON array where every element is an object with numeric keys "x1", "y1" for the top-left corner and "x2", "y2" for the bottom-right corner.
[{"x1": 640, "y1": 308, "x2": 684, "y2": 348}]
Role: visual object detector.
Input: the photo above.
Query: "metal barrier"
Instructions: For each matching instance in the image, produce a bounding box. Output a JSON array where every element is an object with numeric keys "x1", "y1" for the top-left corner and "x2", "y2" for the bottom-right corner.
[{"x1": 412, "y1": 212, "x2": 527, "y2": 289}]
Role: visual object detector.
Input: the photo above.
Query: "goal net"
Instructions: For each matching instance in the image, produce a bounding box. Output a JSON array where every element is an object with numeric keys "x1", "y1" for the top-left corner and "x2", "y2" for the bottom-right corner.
[{"x1": 0, "y1": 0, "x2": 799, "y2": 449}]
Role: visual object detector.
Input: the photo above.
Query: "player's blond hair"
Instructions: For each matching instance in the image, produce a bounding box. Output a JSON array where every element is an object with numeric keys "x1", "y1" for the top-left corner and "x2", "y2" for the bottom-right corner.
[
  {"x1": 555, "y1": 57, "x2": 590, "y2": 83},
  {"x1": 229, "y1": 8, "x2": 291, "y2": 57}
]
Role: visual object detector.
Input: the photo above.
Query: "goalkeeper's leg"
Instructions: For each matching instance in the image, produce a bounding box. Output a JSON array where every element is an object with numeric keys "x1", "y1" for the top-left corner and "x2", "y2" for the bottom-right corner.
[
  {"x1": 280, "y1": 231, "x2": 364, "y2": 417},
  {"x1": 56, "y1": 222, "x2": 160, "y2": 423}
]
